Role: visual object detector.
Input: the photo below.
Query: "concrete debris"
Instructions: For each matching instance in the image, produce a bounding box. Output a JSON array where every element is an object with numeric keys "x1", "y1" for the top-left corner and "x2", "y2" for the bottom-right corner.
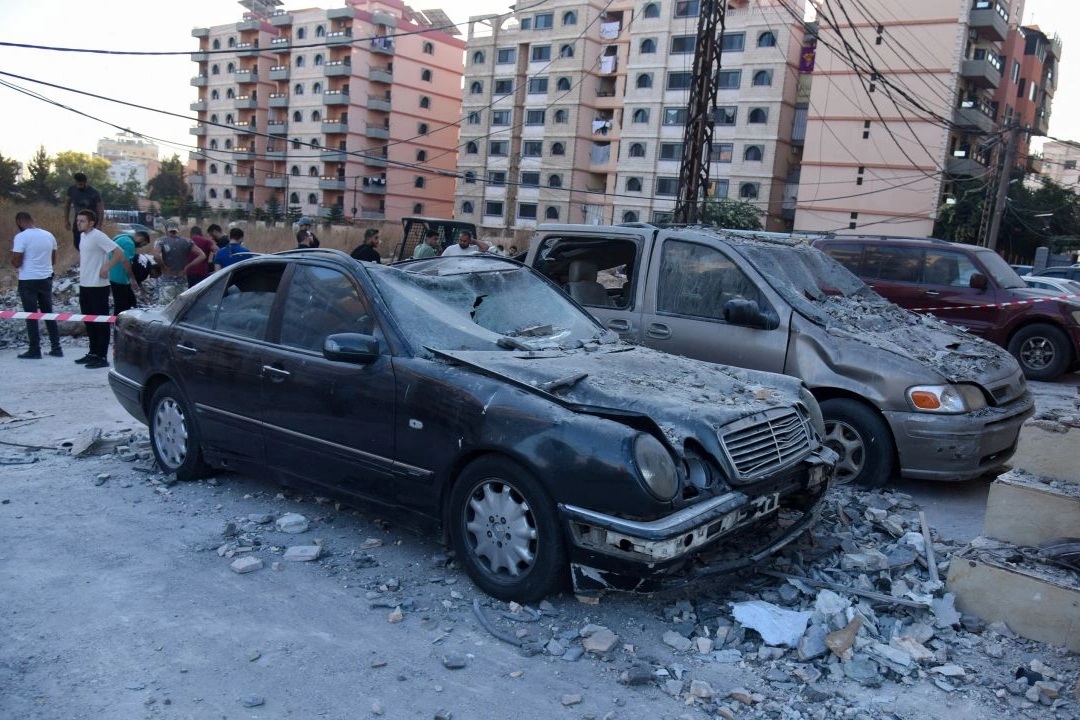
[
  {"x1": 284, "y1": 545, "x2": 321, "y2": 562},
  {"x1": 275, "y1": 513, "x2": 309, "y2": 534},
  {"x1": 730, "y1": 600, "x2": 812, "y2": 648},
  {"x1": 230, "y1": 556, "x2": 263, "y2": 574}
]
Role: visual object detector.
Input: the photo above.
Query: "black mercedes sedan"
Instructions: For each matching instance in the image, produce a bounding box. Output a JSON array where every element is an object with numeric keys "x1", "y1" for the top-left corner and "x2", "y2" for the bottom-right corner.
[{"x1": 108, "y1": 250, "x2": 835, "y2": 601}]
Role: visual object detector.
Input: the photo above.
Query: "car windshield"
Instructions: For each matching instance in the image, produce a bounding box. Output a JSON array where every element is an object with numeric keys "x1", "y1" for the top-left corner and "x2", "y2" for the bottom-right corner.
[
  {"x1": 734, "y1": 242, "x2": 897, "y2": 326},
  {"x1": 974, "y1": 248, "x2": 1026, "y2": 289},
  {"x1": 369, "y1": 256, "x2": 616, "y2": 352}
]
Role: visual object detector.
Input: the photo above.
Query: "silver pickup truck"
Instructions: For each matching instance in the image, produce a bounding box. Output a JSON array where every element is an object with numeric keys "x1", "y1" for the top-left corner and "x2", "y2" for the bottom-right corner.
[{"x1": 525, "y1": 224, "x2": 1034, "y2": 487}]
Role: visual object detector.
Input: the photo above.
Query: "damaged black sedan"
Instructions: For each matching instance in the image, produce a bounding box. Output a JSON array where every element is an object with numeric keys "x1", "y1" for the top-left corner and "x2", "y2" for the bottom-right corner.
[{"x1": 108, "y1": 251, "x2": 835, "y2": 601}]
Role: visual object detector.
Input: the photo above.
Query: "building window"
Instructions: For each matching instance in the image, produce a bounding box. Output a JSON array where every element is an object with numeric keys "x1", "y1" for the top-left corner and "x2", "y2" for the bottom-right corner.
[
  {"x1": 314, "y1": 54, "x2": 324, "y2": 66},
  {"x1": 294, "y1": 83, "x2": 304, "y2": 95},
  {"x1": 292, "y1": 138, "x2": 302, "y2": 149},
  {"x1": 744, "y1": 145, "x2": 764, "y2": 161},
  {"x1": 316, "y1": 25, "x2": 325, "y2": 37},
  {"x1": 627, "y1": 177, "x2": 643, "y2": 192},
  {"x1": 226, "y1": 88, "x2": 235, "y2": 99},
  {"x1": 413, "y1": 203, "x2": 424, "y2": 214},
  {"x1": 296, "y1": 28, "x2": 306, "y2": 39},
  {"x1": 211, "y1": 89, "x2": 219, "y2": 100},
  {"x1": 523, "y1": 140, "x2": 543, "y2": 157},
  {"x1": 494, "y1": 79, "x2": 513, "y2": 95},
  {"x1": 1065, "y1": 160, "x2": 1078, "y2": 170},
  {"x1": 492, "y1": 109, "x2": 511, "y2": 125},
  {"x1": 419, "y1": 96, "x2": 432, "y2": 110},
  {"x1": 632, "y1": 108, "x2": 650, "y2": 123},
  {"x1": 467, "y1": 111, "x2": 481, "y2": 125},
  {"x1": 640, "y1": 38, "x2": 657, "y2": 54},
  {"x1": 485, "y1": 201, "x2": 504, "y2": 216},
  {"x1": 739, "y1": 182, "x2": 759, "y2": 199},
  {"x1": 664, "y1": 107, "x2": 688, "y2": 125},
  {"x1": 423, "y1": 41, "x2": 434, "y2": 55},
  {"x1": 563, "y1": 10, "x2": 577, "y2": 25},
  {"x1": 462, "y1": 201, "x2": 474, "y2": 213},
  {"x1": 466, "y1": 141, "x2": 478, "y2": 154},
  {"x1": 417, "y1": 150, "x2": 427, "y2": 162},
  {"x1": 296, "y1": 56, "x2": 305, "y2": 68},
  {"x1": 209, "y1": 189, "x2": 217, "y2": 199},
  {"x1": 718, "y1": 70, "x2": 741, "y2": 88},
  {"x1": 313, "y1": 82, "x2": 323, "y2": 94},
  {"x1": 711, "y1": 143, "x2": 733, "y2": 162},
  {"x1": 307, "y1": 192, "x2": 317, "y2": 204},
  {"x1": 643, "y1": 3, "x2": 661, "y2": 18},
  {"x1": 559, "y1": 44, "x2": 574, "y2": 58},
  {"x1": 532, "y1": 45, "x2": 551, "y2": 62},
  {"x1": 311, "y1": 110, "x2": 321, "y2": 122},
  {"x1": 534, "y1": 12, "x2": 553, "y2": 29},
  {"x1": 469, "y1": 81, "x2": 483, "y2": 95},
  {"x1": 525, "y1": 109, "x2": 546, "y2": 125},
  {"x1": 715, "y1": 106, "x2": 737, "y2": 125},
  {"x1": 748, "y1": 107, "x2": 768, "y2": 124},
  {"x1": 418, "y1": 123, "x2": 429, "y2": 134},
  {"x1": 752, "y1": 69, "x2": 773, "y2": 86},
  {"x1": 548, "y1": 174, "x2": 563, "y2": 188},
  {"x1": 660, "y1": 143, "x2": 683, "y2": 161},
  {"x1": 473, "y1": 50, "x2": 485, "y2": 64},
  {"x1": 711, "y1": 179, "x2": 729, "y2": 198},
  {"x1": 292, "y1": 111, "x2": 302, "y2": 122},
  {"x1": 497, "y1": 47, "x2": 516, "y2": 64},
  {"x1": 656, "y1": 177, "x2": 678, "y2": 196},
  {"x1": 670, "y1": 35, "x2": 695, "y2": 54},
  {"x1": 556, "y1": 76, "x2": 572, "y2": 91},
  {"x1": 521, "y1": 171, "x2": 540, "y2": 187},
  {"x1": 545, "y1": 206, "x2": 559, "y2": 220},
  {"x1": 212, "y1": 39, "x2": 220, "y2": 49},
  {"x1": 209, "y1": 163, "x2": 218, "y2": 174},
  {"x1": 489, "y1": 140, "x2": 509, "y2": 156},
  {"x1": 518, "y1": 203, "x2": 538, "y2": 220},
  {"x1": 290, "y1": 192, "x2": 300, "y2": 203},
  {"x1": 636, "y1": 73, "x2": 653, "y2": 89},
  {"x1": 527, "y1": 77, "x2": 548, "y2": 93},
  {"x1": 210, "y1": 139, "x2": 218, "y2": 150},
  {"x1": 667, "y1": 72, "x2": 693, "y2": 90},
  {"x1": 721, "y1": 33, "x2": 745, "y2": 52},
  {"x1": 622, "y1": 210, "x2": 639, "y2": 223},
  {"x1": 551, "y1": 142, "x2": 565, "y2": 155},
  {"x1": 421, "y1": 69, "x2": 432, "y2": 82},
  {"x1": 464, "y1": 171, "x2": 476, "y2": 184},
  {"x1": 308, "y1": 166, "x2": 317, "y2": 176},
  {"x1": 488, "y1": 171, "x2": 507, "y2": 186},
  {"x1": 554, "y1": 109, "x2": 568, "y2": 123},
  {"x1": 629, "y1": 143, "x2": 646, "y2": 158},
  {"x1": 224, "y1": 189, "x2": 233, "y2": 199},
  {"x1": 758, "y1": 31, "x2": 776, "y2": 47},
  {"x1": 211, "y1": 64, "x2": 220, "y2": 75},
  {"x1": 226, "y1": 62, "x2": 236, "y2": 73}
]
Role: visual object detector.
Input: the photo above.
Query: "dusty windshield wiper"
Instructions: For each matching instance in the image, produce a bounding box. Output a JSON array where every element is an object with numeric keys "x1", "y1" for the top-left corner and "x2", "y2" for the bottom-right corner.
[{"x1": 538, "y1": 372, "x2": 588, "y2": 393}]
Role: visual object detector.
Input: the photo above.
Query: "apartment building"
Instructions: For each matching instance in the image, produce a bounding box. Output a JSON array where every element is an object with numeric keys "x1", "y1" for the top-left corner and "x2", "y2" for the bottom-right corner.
[
  {"x1": 992, "y1": 24, "x2": 1060, "y2": 173},
  {"x1": 794, "y1": 0, "x2": 1027, "y2": 236},
  {"x1": 188, "y1": 0, "x2": 464, "y2": 223},
  {"x1": 1040, "y1": 140, "x2": 1080, "y2": 187},
  {"x1": 96, "y1": 132, "x2": 160, "y2": 186},
  {"x1": 455, "y1": 0, "x2": 806, "y2": 232}
]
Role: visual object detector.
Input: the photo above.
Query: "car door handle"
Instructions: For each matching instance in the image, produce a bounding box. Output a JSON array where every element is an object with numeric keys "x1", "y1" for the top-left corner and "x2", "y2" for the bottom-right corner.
[
  {"x1": 607, "y1": 318, "x2": 630, "y2": 332},
  {"x1": 262, "y1": 365, "x2": 291, "y2": 381},
  {"x1": 924, "y1": 290, "x2": 940, "y2": 297},
  {"x1": 175, "y1": 343, "x2": 198, "y2": 355},
  {"x1": 646, "y1": 322, "x2": 671, "y2": 339}
]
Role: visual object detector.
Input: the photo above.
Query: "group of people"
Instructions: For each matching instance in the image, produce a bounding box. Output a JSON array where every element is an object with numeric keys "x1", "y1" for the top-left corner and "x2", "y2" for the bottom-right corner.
[{"x1": 349, "y1": 228, "x2": 518, "y2": 263}]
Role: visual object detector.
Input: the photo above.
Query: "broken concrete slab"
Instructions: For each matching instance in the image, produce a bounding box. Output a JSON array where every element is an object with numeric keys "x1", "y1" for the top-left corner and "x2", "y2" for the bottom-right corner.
[{"x1": 982, "y1": 474, "x2": 1080, "y2": 548}]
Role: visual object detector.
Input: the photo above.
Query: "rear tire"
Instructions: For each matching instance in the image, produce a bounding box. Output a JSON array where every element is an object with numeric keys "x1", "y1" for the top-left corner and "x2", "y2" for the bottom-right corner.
[
  {"x1": 148, "y1": 382, "x2": 209, "y2": 481},
  {"x1": 819, "y1": 398, "x2": 894, "y2": 487},
  {"x1": 1008, "y1": 323, "x2": 1071, "y2": 381}
]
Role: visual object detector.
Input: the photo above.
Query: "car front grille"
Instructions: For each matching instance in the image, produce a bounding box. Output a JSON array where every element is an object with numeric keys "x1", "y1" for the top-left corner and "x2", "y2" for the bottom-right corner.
[
  {"x1": 989, "y1": 375, "x2": 1026, "y2": 405},
  {"x1": 719, "y1": 406, "x2": 814, "y2": 484}
]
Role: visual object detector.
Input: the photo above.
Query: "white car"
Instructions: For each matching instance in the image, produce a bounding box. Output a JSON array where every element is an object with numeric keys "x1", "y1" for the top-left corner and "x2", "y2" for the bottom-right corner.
[{"x1": 1022, "y1": 275, "x2": 1080, "y2": 296}]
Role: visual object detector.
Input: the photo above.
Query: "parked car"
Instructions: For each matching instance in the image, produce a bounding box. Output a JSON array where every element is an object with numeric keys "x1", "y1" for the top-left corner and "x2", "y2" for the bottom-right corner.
[
  {"x1": 108, "y1": 250, "x2": 835, "y2": 600},
  {"x1": 813, "y1": 235, "x2": 1080, "y2": 381},
  {"x1": 111, "y1": 222, "x2": 159, "y2": 239},
  {"x1": 1031, "y1": 265, "x2": 1080, "y2": 282},
  {"x1": 1022, "y1": 275, "x2": 1080, "y2": 296},
  {"x1": 524, "y1": 225, "x2": 1034, "y2": 488},
  {"x1": 1011, "y1": 264, "x2": 1033, "y2": 276}
]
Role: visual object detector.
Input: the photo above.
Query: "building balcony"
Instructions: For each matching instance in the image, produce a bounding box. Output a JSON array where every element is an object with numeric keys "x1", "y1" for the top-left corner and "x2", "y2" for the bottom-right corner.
[
  {"x1": 947, "y1": 156, "x2": 986, "y2": 177},
  {"x1": 234, "y1": 69, "x2": 258, "y2": 84},
  {"x1": 269, "y1": 93, "x2": 289, "y2": 108},
  {"x1": 1034, "y1": 108, "x2": 1050, "y2": 136},
  {"x1": 321, "y1": 149, "x2": 349, "y2": 162},
  {"x1": 960, "y1": 55, "x2": 1002, "y2": 89},
  {"x1": 232, "y1": 174, "x2": 256, "y2": 187},
  {"x1": 319, "y1": 177, "x2": 347, "y2": 190},
  {"x1": 361, "y1": 179, "x2": 387, "y2": 195},
  {"x1": 954, "y1": 98, "x2": 996, "y2": 133},
  {"x1": 192, "y1": 27, "x2": 210, "y2": 38},
  {"x1": 188, "y1": 172, "x2": 205, "y2": 183},
  {"x1": 269, "y1": 65, "x2": 289, "y2": 81},
  {"x1": 370, "y1": 37, "x2": 395, "y2": 55},
  {"x1": 234, "y1": 95, "x2": 257, "y2": 110},
  {"x1": 232, "y1": 121, "x2": 254, "y2": 135},
  {"x1": 371, "y1": 10, "x2": 397, "y2": 27},
  {"x1": 969, "y1": 1, "x2": 1008, "y2": 42},
  {"x1": 190, "y1": 99, "x2": 207, "y2": 112},
  {"x1": 1026, "y1": 155, "x2": 1044, "y2": 174},
  {"x1": 270, "y1": 10, "x2": 293, "y2": 26},
  {"x1": 191, "y1": 75, "x2": 209, "y2": 87},
  {"x1": 190, "y1": 125, "x2": 207, "y2": 136},
  {"x1": 328, "y1": 6, "x2": 354, "y2": 20},
  {"x1": 360, "y1": 210, "x2": 386, "y2": 220},
  {"x1": 324, "y1": 60, "x2": 352, "y2": 77},
  {"x1": 365, "y1": 123, "x2": 389, "y2": 139},
  {"x1": 236, "y1": 17, "x2": 261, "y2": 32},
  {"x1": 369, "y1": 68, "x2": 393, "y2": 84},
  {"x1": 267, "y1": 120, "x2": 289, "y2": 135},
  {"x1": 265, "y1": 146, "x2": 287, "y2": 159},
  {"x1": 233, "y1": 147, "x2": 256, "y2": 161},
  {"x1": 325, "y1": 30, "x2": 353, "y2": 46},
  {"x1": 363, "y1": 153, "x2": 388, "y2": 167},
  {"x1": 235, "y1": 41, "x2": 260, "y2": 57},
  {"x1": 366, "y1": 95, "x2": 391, "y2": 112},
  {"x1": 266, "y1": 176, "x2": 288, "y2": 188},
  {"x1": 322, "y1": 119, "x2": 349, "y2": 134},
  {"x1": 323, "y1": 90, "x2": 351, "y2": 106},
  {"x1": 270, "y1": 37, "x2": 290, "y2": 53},
  {"x1": 191, "y1": 51, "x2": 209, "y2": 63}
]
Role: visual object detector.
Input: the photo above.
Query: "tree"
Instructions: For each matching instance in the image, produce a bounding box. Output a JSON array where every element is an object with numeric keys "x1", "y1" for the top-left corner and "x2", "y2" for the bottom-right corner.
[
  {"x1": 147, "y1": 155, "x2": 187, "y2": 217},
  {"x1": 50, "y1": 151, "x2": 110, "y2": 199},
  {"x1": 265, "y1": 196, "x2": 283, "y2": 226},
  {"x1": 327, "y1": 204, "x2": 345, "y2": 226},
  {"x1": 286, "y1": 205, "x2": 303, "y2": 225},
  {"x1": 19, "y1": 146, "x2": 55, "y2": 204},
  {"x1": 699, "y1": 199, "x2": 763, "y2": 230},
  {"x1": 0, "y1": 152, "x2": 20, "y2": 199},
  {"x1": 99, "y1": 169, "x2": 142, "y2": 210},
  {"x1": 933, "y1": 177, "x2": 989, "y2": 245}
]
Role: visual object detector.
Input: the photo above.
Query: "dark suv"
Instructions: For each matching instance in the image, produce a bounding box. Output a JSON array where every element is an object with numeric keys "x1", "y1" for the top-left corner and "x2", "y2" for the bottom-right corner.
[{"x1": 813, "y1": 235, "x2": 1080, "y2": 380}]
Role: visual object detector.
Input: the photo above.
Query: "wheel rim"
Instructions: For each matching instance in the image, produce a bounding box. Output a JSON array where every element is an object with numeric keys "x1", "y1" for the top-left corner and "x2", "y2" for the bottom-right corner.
[
  {"x1": 463, "y1": 480, "x2": 538, "y2": 579},
  {"x1": 1020, "y1": 336, "x2": 1055, "y2": 371},
  {"x1": 153, "y1": 397, "x2": 189, "y2": 470},
  {"x1": 822, "y1": 419, "x2": 864, "y2": 485}
]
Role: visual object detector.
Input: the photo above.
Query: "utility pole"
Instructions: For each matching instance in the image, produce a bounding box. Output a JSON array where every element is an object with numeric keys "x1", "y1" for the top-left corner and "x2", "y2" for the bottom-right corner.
[
  {"x1": 672, "y1": 0, "x2": 725, "y2": 226},
  {"x1": 986, "y1": 123, "x2": 1021, "y2": 252}
]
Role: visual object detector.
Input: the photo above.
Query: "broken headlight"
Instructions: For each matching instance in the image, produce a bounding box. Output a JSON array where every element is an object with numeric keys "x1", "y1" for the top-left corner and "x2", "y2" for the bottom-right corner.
[
  {"x1": 907, "y1": 384, "x2": 987, "y2": 413},
  {"x1": 632, "y1": 433, "x2": 678, "y2": 501}
]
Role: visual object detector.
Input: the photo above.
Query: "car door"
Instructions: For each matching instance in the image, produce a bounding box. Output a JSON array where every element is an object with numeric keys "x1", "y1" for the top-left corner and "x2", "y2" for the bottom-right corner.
[
  {"x1": 638, "y1": 235, "x2": 790, "y2": 373},
  {"x1": 167, "y1": 264, "x2": 286, "y2": 470},
  {"x1": 259, "y1": 263, "x2": 398, "y2": 502},
  {"x1": 910, "y1": 248, "x2": 999, "y2": 337}
]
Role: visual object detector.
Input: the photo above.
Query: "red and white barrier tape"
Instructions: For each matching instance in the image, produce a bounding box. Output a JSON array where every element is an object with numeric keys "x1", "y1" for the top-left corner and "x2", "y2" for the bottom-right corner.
[
  {"x1": 0, "y1": 310, "x2": 116, "y2": 323},
  {"x1": 910, "y1": 293, "x2": 1080, "y2": 312}
]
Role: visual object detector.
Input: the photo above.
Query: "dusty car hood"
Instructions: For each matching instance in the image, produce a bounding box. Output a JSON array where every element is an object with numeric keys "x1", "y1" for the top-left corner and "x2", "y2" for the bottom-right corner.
[{"x1": 436, "y1": 345, "x2": 810, "y2": 447}]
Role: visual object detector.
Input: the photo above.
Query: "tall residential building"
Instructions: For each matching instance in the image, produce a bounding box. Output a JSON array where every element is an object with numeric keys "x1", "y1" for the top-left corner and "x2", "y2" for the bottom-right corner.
[
  {"x1": 96, "y1": 131, "x2": 160, "y2": 186},
  {"x1": 189, "y1": 0, "x2": 464, "y2": 222},
  {"x1": 1040, "y1": 140, "x2": 1080, "y2": 187},
  {"x1": 794, "y1": 0, "x2": 1028, "y2": 236},
  {"x1": 991, "y1": 24, "x2": 1060, "y2": 173},
  {"x1": 456, "y1": 0, "x2": 806, "y2": 232}
]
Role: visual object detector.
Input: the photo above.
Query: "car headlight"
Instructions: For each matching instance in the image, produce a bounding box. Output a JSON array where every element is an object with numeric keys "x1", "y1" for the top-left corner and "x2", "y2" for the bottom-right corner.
[
  {"x1": 633, "y1": 433, "x2": 678, "y2": 501},
  {"x1": 907, "y1": 384, "x2": 987, "y2": 413},
  {"x1": 799, "y1": 387, "x2": 825, "y2": 437}
]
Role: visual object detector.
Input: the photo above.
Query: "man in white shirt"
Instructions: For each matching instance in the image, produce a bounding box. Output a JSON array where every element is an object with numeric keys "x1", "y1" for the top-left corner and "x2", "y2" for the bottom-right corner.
[
  {"x1": 76, "y1": 210, "x2": 136, "y2": 369},
  {"x1": 440, "y1": 230, "x2": 495, "y2": 256},
  {"x1": 10, "y1": 211, "x2": 62, "y2": 359}
]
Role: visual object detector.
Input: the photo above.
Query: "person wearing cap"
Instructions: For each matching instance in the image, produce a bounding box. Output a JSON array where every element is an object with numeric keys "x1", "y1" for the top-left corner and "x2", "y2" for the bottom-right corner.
[
  {"x1": 296, "y1": 216, "x2": 320, "y2": 248},
  {"x1": 153, "y1": 222, "x2": 205, "y2": 305},
  {"x1": 412, "y1": 229, "x2": 440, "y2": 259}
]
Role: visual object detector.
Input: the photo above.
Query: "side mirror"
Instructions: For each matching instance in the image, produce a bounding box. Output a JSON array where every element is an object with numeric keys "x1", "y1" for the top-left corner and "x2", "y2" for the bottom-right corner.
[
  {"x1": 324, "y1": 332, "x2": 379, "y2": 364},
  {"x1": 723, "y1": 298, "x2": 779, "y2": 330},
  {"x1": 969, "y1": 273, "x2": 988, "y2": 290}
]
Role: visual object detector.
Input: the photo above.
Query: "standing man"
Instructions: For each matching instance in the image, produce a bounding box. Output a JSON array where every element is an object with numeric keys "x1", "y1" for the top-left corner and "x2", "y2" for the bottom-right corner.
[
  {"x1": 412, "y1": 229, "x2": 440, "y2": 259},
  {"x1": 106, "y1": 231, "x2": 138, "y2": 315},
  {"x1": 441, "y1": 230, "x2": 494, "y2": 256},
  {"x1": 206, "y1": 223, "x2": 227, "y2": 250},
  {"x1": 75, "y1": 210, "x2": 135, "y2": 369},
  {"x1": 296, "y1": 216, "x2": 320, "y2": 248},
  {"x1": 186, "y1": 226, "x2": 215, "y2": 287},
  {"x1": 350, "y1": 228, "x2": 381, "y2": 263},
  {"x1": 63, "y1": 173, "x2": 105, "y2": 251},
  {"x1": 213, "y1": 227, "x2": 252, "y2": 269},
  {"x1": 10, "y1": 211, "x2": 63, "y2": 359},
  {"x1": 153, "y1": 222, "x2": 205, "y2": 305}
]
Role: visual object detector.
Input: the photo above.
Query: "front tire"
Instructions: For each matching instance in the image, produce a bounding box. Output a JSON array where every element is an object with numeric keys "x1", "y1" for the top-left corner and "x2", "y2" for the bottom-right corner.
[
  {"x1": 1008, "y1": 323, "x2": 1071, "y2": 381},
  {"x1": 148, "y1": 382, "x2": 209, "y2": 481},
  {"x1": 448, "y1": 457, "x2": 566, "y2": 602},
  {"x1": 819, "y1": 398, "x2": 894, "y2": 487}
]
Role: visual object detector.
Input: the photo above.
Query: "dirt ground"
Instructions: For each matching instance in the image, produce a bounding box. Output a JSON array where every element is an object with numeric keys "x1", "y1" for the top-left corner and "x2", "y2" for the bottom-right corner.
[{"x1": 1, "y1": 342, "x2": 1077, "y2": 720}]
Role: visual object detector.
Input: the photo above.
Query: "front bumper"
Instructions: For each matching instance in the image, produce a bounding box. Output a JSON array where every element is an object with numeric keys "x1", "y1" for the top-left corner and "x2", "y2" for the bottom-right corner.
[
  {"x1": 885, "y1": 390, "x2": 1035, "y2": 481},
  {"x1": 558, "y1": 451, "x2": 834, "y2": 593}
]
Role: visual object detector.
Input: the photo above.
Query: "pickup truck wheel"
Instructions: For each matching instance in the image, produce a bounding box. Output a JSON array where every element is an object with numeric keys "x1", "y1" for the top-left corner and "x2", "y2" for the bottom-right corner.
[
  {"x1": 148, "y1": 382, "x2": 210, "y2": 481},
  {"x1": 1008, "y1": 324, "x2": 1071, "y2": 381},
  {"x1": 449, "y1": 457, "x2": 566, "y2": 602},
  {"x1": 819, "y1": 398, "x2": 894, "y2": 487}
]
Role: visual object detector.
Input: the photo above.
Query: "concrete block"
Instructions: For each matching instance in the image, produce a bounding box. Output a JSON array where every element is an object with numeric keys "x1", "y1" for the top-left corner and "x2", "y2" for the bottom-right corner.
[{"x1": 982, "y1": 477, "x2": 1080, "y2": 547}]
